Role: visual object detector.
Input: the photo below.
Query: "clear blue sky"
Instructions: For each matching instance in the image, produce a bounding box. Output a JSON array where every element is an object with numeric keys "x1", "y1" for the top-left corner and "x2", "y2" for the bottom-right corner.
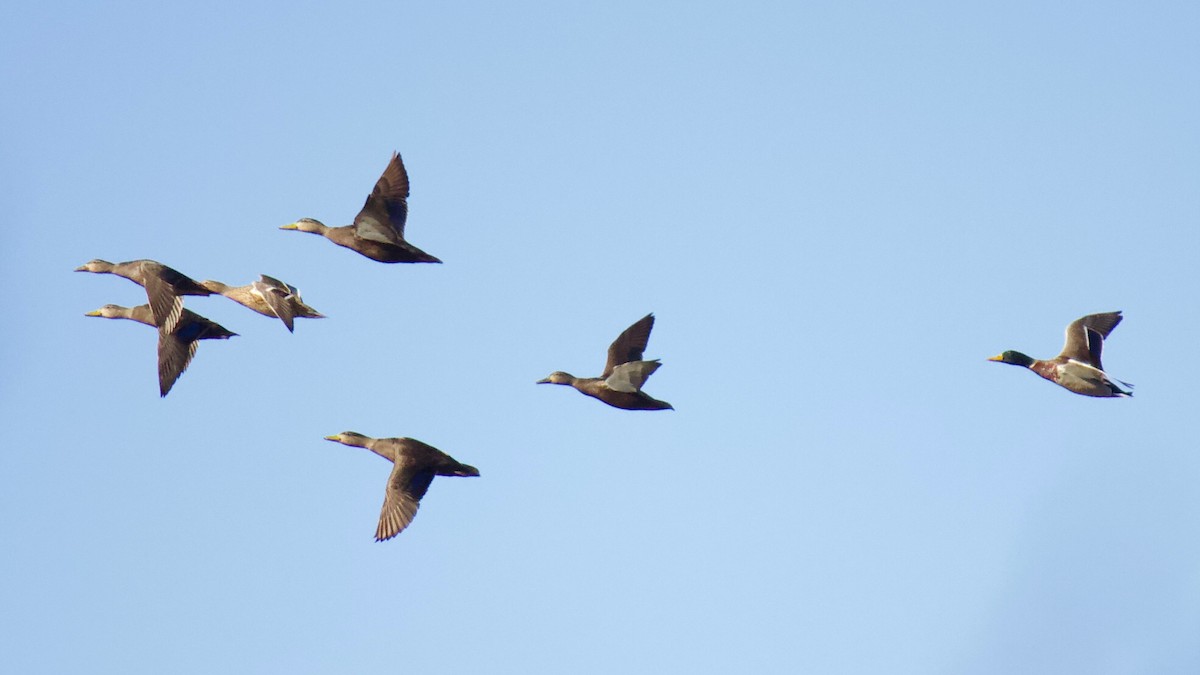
[{"x1": 3, "y1": 2, "x2": 1198, "y2": 673}]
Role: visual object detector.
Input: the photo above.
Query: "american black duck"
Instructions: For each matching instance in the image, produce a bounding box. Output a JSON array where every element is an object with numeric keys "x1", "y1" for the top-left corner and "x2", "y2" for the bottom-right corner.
[
  {"x1": 75, "y1": 259, "x2": 212, "y2": 334},
  {"x1": 280, "y1": 152, "x2": 441, "y2": 263},
  {"x1": 538, "y1": 313, "x2": 673, "y2": 411},
  {"x1": 323, "y1": 432, "x2": 479, "y2": 541},
  {"x1": 84, "y1": 303, "x2": 236, "y2": 397}
]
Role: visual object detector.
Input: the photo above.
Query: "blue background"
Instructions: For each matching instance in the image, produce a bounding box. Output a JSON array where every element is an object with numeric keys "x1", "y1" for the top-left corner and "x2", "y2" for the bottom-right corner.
[{"x1": 3, "y1": 2, "x2": 1198, "y2": 672}]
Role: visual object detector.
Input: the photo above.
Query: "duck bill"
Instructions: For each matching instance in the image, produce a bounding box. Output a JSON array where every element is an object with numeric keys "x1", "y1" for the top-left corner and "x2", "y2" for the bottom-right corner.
[{"x1": 986, "y1": 354, "x2": 1004, "y2": 362}]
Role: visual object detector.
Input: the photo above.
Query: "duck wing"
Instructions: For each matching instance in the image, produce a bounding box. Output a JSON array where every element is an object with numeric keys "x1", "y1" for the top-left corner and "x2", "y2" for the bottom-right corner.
[
  {"x1": 605, "y1": 359, "x2": 662, "y2": 393},
  {"x1": 602, "y1": 313, "x2": 655, "y2": 379},
  {"x1": 156, "y1": 331, "x2": 198, "y2": 397},
  {"x1": 257, "y1": 274, "x2": 295, "y2": 293},
  {"x1": 143, "y1": 273, "x2": 186, "y2": 335},
  {"x1": 253, "y1": 276, "x2": 297, "y2": 332},
  {"x1": 353, "y1": 152, "x2": 410, "y2": 246},
  {"x1": 156, "y1": 312, "x2": 235, "y2": 396},
  {"x1": 1058, "y1": 311, "x2": 1122, "y2": 365},
  {"x1": 376, "y1": 452, "x2": 434, "y2": 541}
]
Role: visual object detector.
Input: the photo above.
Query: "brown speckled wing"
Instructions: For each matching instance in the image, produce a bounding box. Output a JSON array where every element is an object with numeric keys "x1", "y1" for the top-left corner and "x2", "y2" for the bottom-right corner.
[
  {"x1": 353, "y1": 152, "x2": 410, "y2": 245},
  {"x1": 602, "y1": 313, "x2": 655, "y2": 379}
]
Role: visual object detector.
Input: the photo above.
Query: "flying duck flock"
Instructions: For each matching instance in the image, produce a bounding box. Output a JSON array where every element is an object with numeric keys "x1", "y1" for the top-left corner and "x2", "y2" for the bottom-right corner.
[{"x1": 76, "y1": 151, "x2": 1134, "y2": 541}]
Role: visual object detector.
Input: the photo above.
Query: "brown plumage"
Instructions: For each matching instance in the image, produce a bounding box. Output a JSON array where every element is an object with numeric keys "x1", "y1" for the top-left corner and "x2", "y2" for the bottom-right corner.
[
  {"x1": 75, "y1": 259, "x2": 213, "y2": 334},
  {"x1": 84, "y1": 303, "x2": 236, "y2": 397},
  {"x1": 323, "y1": 432, "x2": 479, "y2": 541},
  {"x1": 537, "y1": 313, "x2": 674, "y2": 411},
  {"x1": 279, "y1": 152, "x2": 441, "y2": 263},
  {"x1": 200, "y1": 275, "x2": 324, "y2": 332},
  {"x1": 988, "y1": 311, "x2": 1132, "y2": 398}
]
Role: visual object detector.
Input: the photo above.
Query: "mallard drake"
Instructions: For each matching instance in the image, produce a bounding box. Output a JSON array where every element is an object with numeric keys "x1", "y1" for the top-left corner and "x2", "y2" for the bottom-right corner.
[
  {"x1": 280, "y1": 152, "x2": 442, "y2": 263},
  {"x1": 85, "y1": 304, "x2": 236, "y2": 397},
  {"x1": 200, "y1": 275, "x2": 324, "y2": 332},
  {"x1": 537, "y1": 313, "x2": 674, "y2": 411},
  {"x1": 988, "y1": 311, "x2": 1133, "y2": 398},
  {"x1": 75, "y1": 259, "x2": 213, "y2": 334},
  {"x1": 323, "y1": 432, "x2": 479, "y2": 541}
]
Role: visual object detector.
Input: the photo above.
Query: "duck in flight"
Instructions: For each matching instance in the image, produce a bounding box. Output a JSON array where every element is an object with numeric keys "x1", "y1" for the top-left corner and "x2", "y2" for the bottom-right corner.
[
  {"x1": 323, "y1": 432, "x2": 479, "y2": 541},
  {"x1": 84, "y1": 303, "x2": 236, "y2": 397},
  {"x1": 538, "y1": 313, "x2": 674, "y2": 411},
  {"x1": 988, "y1": 311, "x2": 1133, "y2": 398},
  {"x1": 75, "y1": 259, "x2": 213, "y2": 334},
  {"x1": 200, "y1": 275, "x2": 324, "y2": 332},
  {"x1": 280, "y1": 152, "x2": 441, "y2": 263}
]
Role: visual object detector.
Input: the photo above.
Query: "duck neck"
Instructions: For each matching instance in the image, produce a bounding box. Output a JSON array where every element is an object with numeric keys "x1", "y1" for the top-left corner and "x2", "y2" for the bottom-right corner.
[
  {"x1": 300, "y1": 220, "x2": 330, "y2": 235},
  {"x1": 360, "y1": 437, "x2": 397, "y2": 462},
  {"x1": 1030, "y1": 359, "x2": 1059, "y2": 380},
  {"x1": 574, "y1": 377, "x2": 608, "y2": 396},
  {"x1": 125, "y1": 305, "x2": 157, "y2": 327}
]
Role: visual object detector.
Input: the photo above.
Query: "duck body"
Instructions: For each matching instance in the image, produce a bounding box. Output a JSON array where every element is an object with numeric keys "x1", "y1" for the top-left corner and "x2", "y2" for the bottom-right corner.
[
  {"x1": 540, "y1": 371, "x2": 674, "y2": 411},
  {"x1": 75, "y1": 259, "x2": 212, "y2": 333},
  {"x1": 201, "y1": 275, "x2": 325, "y2": 332},
  {"x1": 324, "y1": 432, "x2": 479, "y2": 541},
  {"x1": 1031, "y1": 358, "x2": 1131, "y2": 398},
  {"x1": 85, "y1": 304, "x2": 236, "y2": 396},
  {"x1": 280, "y1": 152, "x2": 442, "y2": 264},
  {"x1": 989, "y1": 311, "x2": 1132, "y2": 398},
  {"x1": 538, "y1": 313, "x2": 674, "y2": 411},
  {"x1": 282, "y1": 220, "x2": 441, "y2": 263}
]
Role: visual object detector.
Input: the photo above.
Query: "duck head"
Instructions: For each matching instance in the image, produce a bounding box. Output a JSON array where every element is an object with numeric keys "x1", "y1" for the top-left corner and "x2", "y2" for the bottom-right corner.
[
  {"x1": 987, "y1": 351, "x2": 1035, "y2": 368},
  {"x1": 280, "y1": 218, "x2": 328, "y2": 234},
  {"x1": 75, "y1": 259, "x2": 115, "y2": 273},
  {"x1": 84, "y1": 304, "x2": 132, "y2": 319},
  {"x1": 324, "y1": 431, "x2": 370, "y2": 446},
  {"x1": 537, "y1": 371, "x2": 576, "y2": 385}
]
